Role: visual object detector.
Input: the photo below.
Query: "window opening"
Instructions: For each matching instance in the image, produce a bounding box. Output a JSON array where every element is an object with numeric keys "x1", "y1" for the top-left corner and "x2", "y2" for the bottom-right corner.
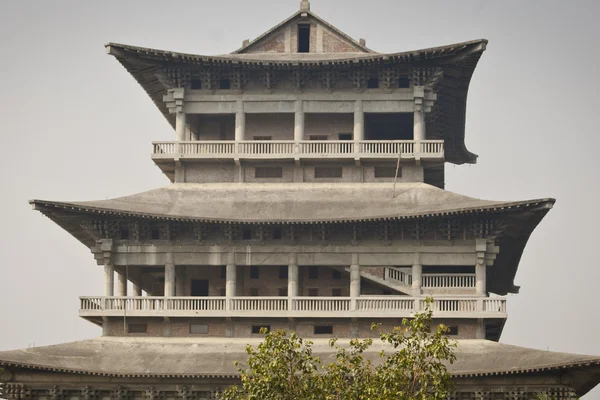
[
  {"x1": 191, "y1": 280, "x2": 209, "y2": 297},
  {"x1": 120, "y1": 228, "x2": 129, "y2": 240},
  {"x1": 298, "y1": 24, "x2": 311, "y2": 53},
  {"x1": 252, "y1": 325, "x2": 270, "y2": 334},
  {"x1": 273, "y1": 228, "x2": 283, "y2": 240},
  {"x1": 191, "y1": 78, "x2": 202, "y2": 89},
  {"x1": 151, "y1": 229, "x2": 160, "y2": 240},
  {"x1": 128, "y1": 323, "x2": 147, "y2": 334},
  {"x1": 219, "y1": 78, "x2": 231, "y2": 89},
  {"x1": 367, "y1": 77, "x2": 379, "y2": 89},
  {"x1": 309, "y1": 266, "x2": 319, "y2": 279},
  {"x1": 242, "y1": 228, "x2": 252, "y2": 240},
  {"x1": 398, "y1": 77, "x2": 410, "y2": 88},
  {"x1": 314, "y1": 325, "x2": 333, "y2": 335},
  {"x1": 220, "y1": 266, "x2": 226, "y2": 279},
  {"x1": 447, "y1": 326, "x2": 459, "y2": 336},
  {"x1": 375, "y1": 166, "x2": 400, "y2": 178},
  {"x1": 250, "y1": 266, "x2": 260, "y2": 279},
  {"x1": 315, "y1": 167, "x2": 342, "y2": 178},
  {"x1": 190, "y1": 324, "x2": 209, "y2": 334},
  {"x1": 255, "y1": 167, "x2": 283, "y2": 178},
  {"x1": 332, "y1": 270, "x2": 342, "y2": 280}
]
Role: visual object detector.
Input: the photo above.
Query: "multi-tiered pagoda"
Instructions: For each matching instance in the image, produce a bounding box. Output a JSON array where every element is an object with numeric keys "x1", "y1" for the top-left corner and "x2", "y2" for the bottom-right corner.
[{"x1": 1, "y1": 1, "x2": 599, "y2": 399}]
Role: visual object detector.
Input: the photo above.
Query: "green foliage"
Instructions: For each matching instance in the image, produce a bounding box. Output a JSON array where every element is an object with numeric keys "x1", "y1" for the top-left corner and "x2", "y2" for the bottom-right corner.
[{"x1": 220, "y1": 298, "x2": 456, "y2": 400}]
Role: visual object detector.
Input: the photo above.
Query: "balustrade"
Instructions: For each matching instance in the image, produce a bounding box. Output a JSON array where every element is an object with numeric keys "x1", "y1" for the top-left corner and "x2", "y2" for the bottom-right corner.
[
  {"x1": 80, "y1": 296, "x2": 505, "y2": 317},
  {"x1": 151, "y1": 140, "x2": 444, "y2": 161},
  {"x1": 422, "y1": 274, "x2": 476, "y2": 288}
]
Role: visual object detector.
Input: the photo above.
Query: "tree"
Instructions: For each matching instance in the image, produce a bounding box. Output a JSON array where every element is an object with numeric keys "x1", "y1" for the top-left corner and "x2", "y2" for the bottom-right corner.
[{"x1": 221, "y1": 298, "x2": 456, "y2": 400}]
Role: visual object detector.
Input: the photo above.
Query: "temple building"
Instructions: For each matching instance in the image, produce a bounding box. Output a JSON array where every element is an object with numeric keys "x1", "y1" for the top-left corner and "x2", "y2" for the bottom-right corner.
[{"x1": 1, "y1": 1, "x2": 599, "y2": 399}]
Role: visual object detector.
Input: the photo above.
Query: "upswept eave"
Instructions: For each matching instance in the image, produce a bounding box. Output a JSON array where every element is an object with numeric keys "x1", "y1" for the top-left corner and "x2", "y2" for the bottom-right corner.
[
  {"x1": 0, "y1": 338, "x2": 599, "y2": 395},
  {"x1": 105, "y1": 39, "x2": 486, "y2": 165}
]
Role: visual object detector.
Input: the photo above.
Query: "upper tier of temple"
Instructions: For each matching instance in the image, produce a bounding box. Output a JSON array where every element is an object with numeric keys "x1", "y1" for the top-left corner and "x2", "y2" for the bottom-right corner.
[{"x1": 105, "y1": 0, "x2": 487, "y2": 165}]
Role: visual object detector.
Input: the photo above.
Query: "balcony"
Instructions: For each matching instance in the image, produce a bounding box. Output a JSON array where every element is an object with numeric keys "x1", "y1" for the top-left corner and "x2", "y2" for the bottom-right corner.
[
  {"x1": 151, "y1": 140, "x2": 444, "y2": 163},
  {"x1": 80, "y1": 296, "x2": 506, "y2": 319}
]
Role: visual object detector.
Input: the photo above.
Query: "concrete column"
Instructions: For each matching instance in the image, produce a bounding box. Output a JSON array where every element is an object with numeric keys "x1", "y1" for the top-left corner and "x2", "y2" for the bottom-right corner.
[
  {"x1": 104, "y1": 263, "x2": 114, "y2": 297},
  {"x1": 353, "y1": 100, "x2": 364, "y2": 141},
  {"x1": 350, "y1": 264, "x2": 361, "y2": 310},
  {"x1": 413, "y1": 86, "x2": 426, "y2": 141},
  {"x1": 411, "y1": 264, "x2": 422, "y2": 296},
  {"x1": 476, "y1": 261, "x2": 487, "y2": 296},
  {"x1": 288, "y1": 264, "x2": 299, "y2": 311},
  {"x1": 117, "y1": 272, "x2": 127, "y2": 297},
  {"x1": 226, "y1": 264, "x2": 237, "y2": 311},
  {"x1": 235, "y1": 101, "x2": 245, "y2": 141},
  {"x1": 164, "y1": 264, "x2": 175, "y2": 297},
  {"x1": 294, "y1": 101, "x2": 305, "y2": 141},
  {"x1": 175, "y1": 112, "x2": 186, "y2": 142}
]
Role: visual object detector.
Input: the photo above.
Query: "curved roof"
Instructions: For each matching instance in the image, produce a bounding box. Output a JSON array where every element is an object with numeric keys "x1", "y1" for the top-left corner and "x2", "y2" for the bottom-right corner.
[
  {"x1": 30, "y1": 182, "x2": 549, "y2": 224},
  {"x1": 0, "y1": 338, "x2": 598, "y2": 394},
  {"x1": 106, "y1": 38, "x2": 486, "y2": 165}
]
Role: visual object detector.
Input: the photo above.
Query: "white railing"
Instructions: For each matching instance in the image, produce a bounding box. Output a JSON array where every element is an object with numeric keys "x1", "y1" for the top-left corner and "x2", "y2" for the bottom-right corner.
[
  {"x1": 230, "y1": 297, "x2": 288, "y2": 311},
  {"x1": 385, "y1": 267, "x2": 412, "y2": 285},
  {"x1": 422, "y1": 274, "x2": 476, "y2": 288},
  {"x1": 151, "y1": 140, "x2": 444, "y2": 160},
  {"x1": 294, "y1": 297, "x2": 351, "y2": 311},
  {"x1": 357, "y1": 297, "x2": 415, "y2": 312},
  {"x1": 238, "y1": 141, "x2": 295, "y2": 155},
  {"x1": 80, "y1": 296, "x2": 505, "y2": 317},
  {"x1": 360, "y1": 141, "x2": 415, "y2": 155},
  {"x1": 299, "y1": 140, "x2": 354, "y2": 155}
]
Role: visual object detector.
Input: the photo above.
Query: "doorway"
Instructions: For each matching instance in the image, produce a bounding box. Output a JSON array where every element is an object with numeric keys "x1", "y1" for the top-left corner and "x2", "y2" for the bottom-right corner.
[{"x1": 191, "y1": 280, "x2": 209, "y2": 296}]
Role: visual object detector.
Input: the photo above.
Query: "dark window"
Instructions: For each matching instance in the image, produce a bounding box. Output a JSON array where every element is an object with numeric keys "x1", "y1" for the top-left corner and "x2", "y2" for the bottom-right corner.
[
  {"x1": 250, "y1": 266, "x2": 259, "y2": 279},
  {"x1": 252, "y1": 325, "x2": 270, "y2": 334},
  {"x1": 273, "y1": 228, "x2": 282, "y2": 240},
  {"x1": 120, "y1": 228, "x2": 129, "y2": 240},
  {"x1": 151, "y1": 229, "x2": 160, "y2": 240},
  {"x1": 331, "y1": 288, "x2": 342, "y2": 297},
  {"x1": 314, "y1": 325, "x2": 333, "y2": 335},
  {"x1": 338, "y1": 133, "x2": 353, "y2": 140},
  {"x1": 279, "y1": 266, "x2": 288, "y2": 279},
  {"x1": 314, "y1": 167, "x2": 342, "y2": 178},
  {"x1": 309, "y1": 135, "x2": 328, "y2": 141},
  {"x1": 190, "y1": 324, "x2": 209, "y2": 334},
  {"x1": 332, "y1": 270, "x2": 342, "y2": 280},
  {"x1": 308, "y1": 266, "x2": 319, "y2": 279},
  {"x1": 308, "y1": 288, "x2": 319, "y2": 297},
  {"x1": 447, "y1": 326, "x2": 459, "y2": 336},
  {"x1": 191, "y1": 280, "x2": 209, "y2": 297},
  {"x1": 219, "y1": 78, "x2": 231, "y2": 89},
  {"x1": 375, "y1": 166, "x2": 400, "y2": 178},
  {"x1": 279, "y1": 287, "x2": 288, "y2": 296},
  {"x1": 219, "y1": 288, "x2": 226, "y2": 296},
  {"x1": 255, "y1": 167, "x2": 283, "y2": 178},
  {"x1": 220, "y1": 266, "x2": 226, "y2": 280},
  {"x1": 128, "y1": 323, "x2": 147, "y2": 334},
  {"x1": 191, "y1": 78, "x2": 202, "y2": 89},
  {"x1": 250, "y1": 288, "x2": 259, "y2": 296},
  {"x1": 398, "y1": 77, "x2": 410, "y2": 88},
  {"x1": 242, "y1": 228, "x2": 252, "y2": 240},
  {"x1": 298, "y1": 24, "x2": 311, "y2": 53},
  {"x1": 367, "y1": 77, "x2": 379, "y2": 88}
]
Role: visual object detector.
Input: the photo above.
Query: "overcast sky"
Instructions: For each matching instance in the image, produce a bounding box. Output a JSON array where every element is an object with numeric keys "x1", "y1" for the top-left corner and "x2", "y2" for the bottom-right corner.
[{"x1": 1, "y1": 0, "x2": 599, "y2": 397}]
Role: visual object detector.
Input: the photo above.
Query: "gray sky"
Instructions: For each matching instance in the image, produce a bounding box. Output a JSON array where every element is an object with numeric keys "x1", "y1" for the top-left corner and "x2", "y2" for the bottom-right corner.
[{"x1": 1, "y1": 0, "x2": 599, "y2": 397}]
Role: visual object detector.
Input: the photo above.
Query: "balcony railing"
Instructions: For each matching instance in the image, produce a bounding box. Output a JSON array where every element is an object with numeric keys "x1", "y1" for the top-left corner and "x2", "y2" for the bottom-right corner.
[
  {"x1": 80, "y1": 296, "x2": 505, "y2": 319},
  {"x1": 151, "y1": 140, "x2": 444, "y2": 161},
  {"x1": 422, "y1": 274, "x2": 476, "y2": 288}
]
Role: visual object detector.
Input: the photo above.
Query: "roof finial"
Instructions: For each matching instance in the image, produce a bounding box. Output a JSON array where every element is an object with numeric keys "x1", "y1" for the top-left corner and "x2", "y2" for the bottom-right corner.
[{"x1": 300, "y1": 0, "x2": 310, "y2": 12}]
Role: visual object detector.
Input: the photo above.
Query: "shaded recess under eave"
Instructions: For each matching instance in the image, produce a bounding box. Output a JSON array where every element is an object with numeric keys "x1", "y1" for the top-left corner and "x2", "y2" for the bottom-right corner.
[{"x1": 29, "y1": 183, "x2": 555, "y2": 296}]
